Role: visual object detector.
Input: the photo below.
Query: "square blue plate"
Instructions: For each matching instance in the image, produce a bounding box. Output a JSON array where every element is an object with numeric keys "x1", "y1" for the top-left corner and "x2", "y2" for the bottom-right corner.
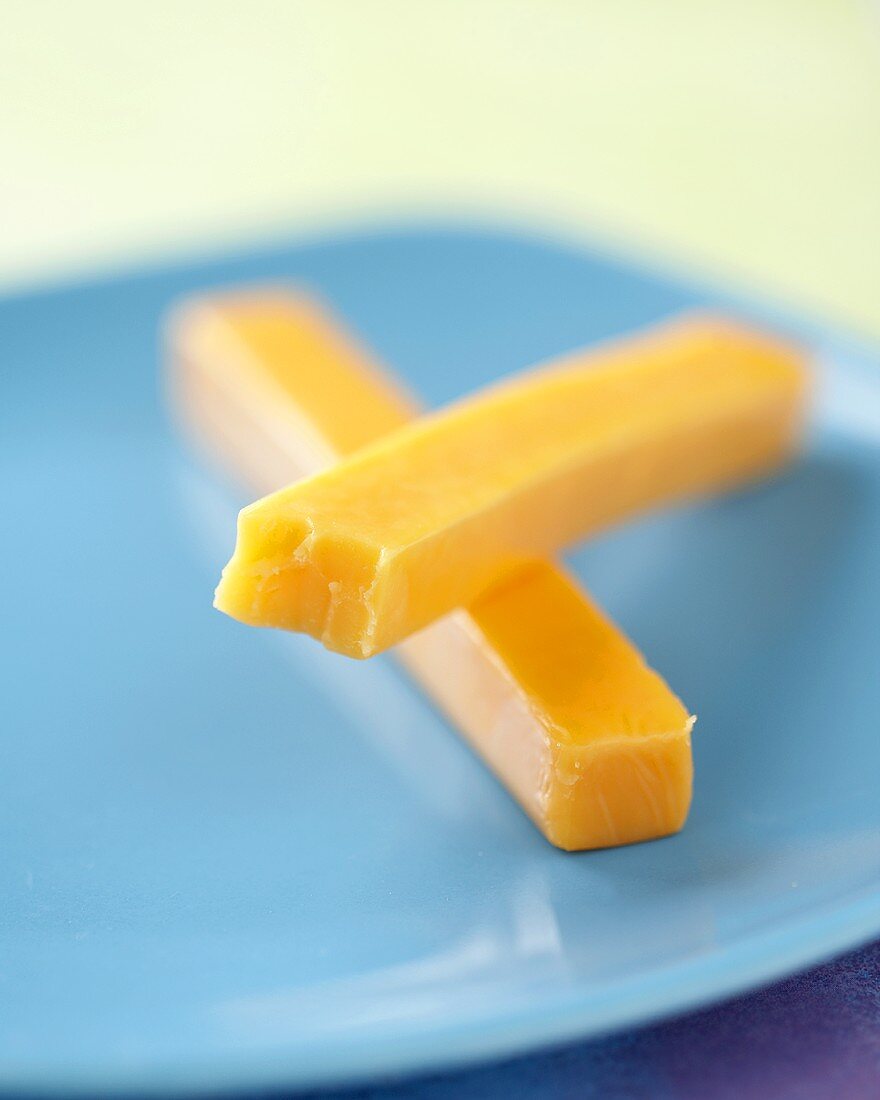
[{"x1": 2, "y1": 223, "x2": 879, "y2": 1095}]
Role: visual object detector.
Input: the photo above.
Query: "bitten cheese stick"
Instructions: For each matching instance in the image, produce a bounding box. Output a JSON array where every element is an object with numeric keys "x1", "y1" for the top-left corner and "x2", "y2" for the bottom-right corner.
[
  {"x1": 168, "y1": 293, "x2": 695, "y2": 850},
  {"x1": 214, "y1": 316, "x2": 806, "y2": 658}
]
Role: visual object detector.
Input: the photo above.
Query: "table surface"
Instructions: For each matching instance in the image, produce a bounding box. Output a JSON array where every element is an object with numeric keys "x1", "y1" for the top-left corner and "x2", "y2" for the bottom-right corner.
[
  {"x1": 304, "y1": 940, "x2": 880, "y2": 1100},
  {"x1": 1, "y1": 2, "x2": 879, "y2": 336}
]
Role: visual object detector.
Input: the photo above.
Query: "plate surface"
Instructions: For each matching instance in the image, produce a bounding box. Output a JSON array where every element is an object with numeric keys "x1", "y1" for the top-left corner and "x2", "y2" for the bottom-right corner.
[{"x1": 2, "y1": 224, "x2": 879, "y2": 1095}]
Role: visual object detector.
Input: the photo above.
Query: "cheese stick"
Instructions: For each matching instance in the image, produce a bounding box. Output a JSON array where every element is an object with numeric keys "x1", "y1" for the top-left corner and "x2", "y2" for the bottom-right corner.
[
  {"x1": 169, "y1": 292, "x2": 699, "y2": 850},
  {"x1": 214, "y1": 316, "x2": 806, "y2": 658}
]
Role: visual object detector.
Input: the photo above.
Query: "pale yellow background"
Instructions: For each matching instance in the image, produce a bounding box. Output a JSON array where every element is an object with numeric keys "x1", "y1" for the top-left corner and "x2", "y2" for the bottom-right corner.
[{"x1": 1, "y1": 1, "x2": 878, "y2": 334}]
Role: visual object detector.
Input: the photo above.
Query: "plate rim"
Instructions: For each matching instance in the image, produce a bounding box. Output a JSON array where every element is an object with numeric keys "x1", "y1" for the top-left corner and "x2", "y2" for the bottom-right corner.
[{"x1": 4, "y1": 888, "x2": 879, "y2": 1096}]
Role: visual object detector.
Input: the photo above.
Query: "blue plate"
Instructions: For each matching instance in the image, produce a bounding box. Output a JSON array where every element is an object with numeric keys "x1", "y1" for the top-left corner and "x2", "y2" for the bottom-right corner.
[{"x1": 2, "y1": 224, "x2": 879, "y2": 1096}]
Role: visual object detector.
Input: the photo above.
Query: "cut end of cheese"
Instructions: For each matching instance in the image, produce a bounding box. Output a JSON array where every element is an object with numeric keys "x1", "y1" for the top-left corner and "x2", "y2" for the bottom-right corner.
[
  {"x1": 464, "y1": 562, "x2": 695, "y2": 849},
  {"x1": 543, "y1": 724, "x2": 694, "y2": 850}
]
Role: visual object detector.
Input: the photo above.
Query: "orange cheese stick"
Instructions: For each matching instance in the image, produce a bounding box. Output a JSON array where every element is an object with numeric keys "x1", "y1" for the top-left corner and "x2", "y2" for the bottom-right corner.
[
  {"x1": 215, "y1": 316, "x2": 806, "y2": 658},
  {"x1": 168, "y1": 292, "x2": 695, "y2": 850}
]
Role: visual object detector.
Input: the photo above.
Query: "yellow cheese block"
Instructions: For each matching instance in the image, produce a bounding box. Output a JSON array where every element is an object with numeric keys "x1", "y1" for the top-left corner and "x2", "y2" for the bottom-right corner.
[
  {"x1": 214, "y1": 316, "x2": 807, "y2": 658},
  {"x1": 168, "y1": 293, "x2": 694, "y2": 850}
]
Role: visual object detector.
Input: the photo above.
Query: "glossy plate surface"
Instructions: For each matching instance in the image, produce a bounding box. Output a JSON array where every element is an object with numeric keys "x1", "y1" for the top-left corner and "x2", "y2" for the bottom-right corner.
[{"x1": 2, "y1": 225, "x2": 879, "y2": 1095}]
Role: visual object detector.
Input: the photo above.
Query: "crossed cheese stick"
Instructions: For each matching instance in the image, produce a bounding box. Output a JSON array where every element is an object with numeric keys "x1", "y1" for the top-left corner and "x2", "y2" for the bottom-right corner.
[{"x1": 168, "y1": 293, "x2": 806, "y2": 851}]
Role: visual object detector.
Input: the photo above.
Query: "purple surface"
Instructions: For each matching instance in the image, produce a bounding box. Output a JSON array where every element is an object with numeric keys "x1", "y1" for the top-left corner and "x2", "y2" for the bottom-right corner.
[{"x1": 299, "y1": 941, "x2": 879, "y2": 1100}]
